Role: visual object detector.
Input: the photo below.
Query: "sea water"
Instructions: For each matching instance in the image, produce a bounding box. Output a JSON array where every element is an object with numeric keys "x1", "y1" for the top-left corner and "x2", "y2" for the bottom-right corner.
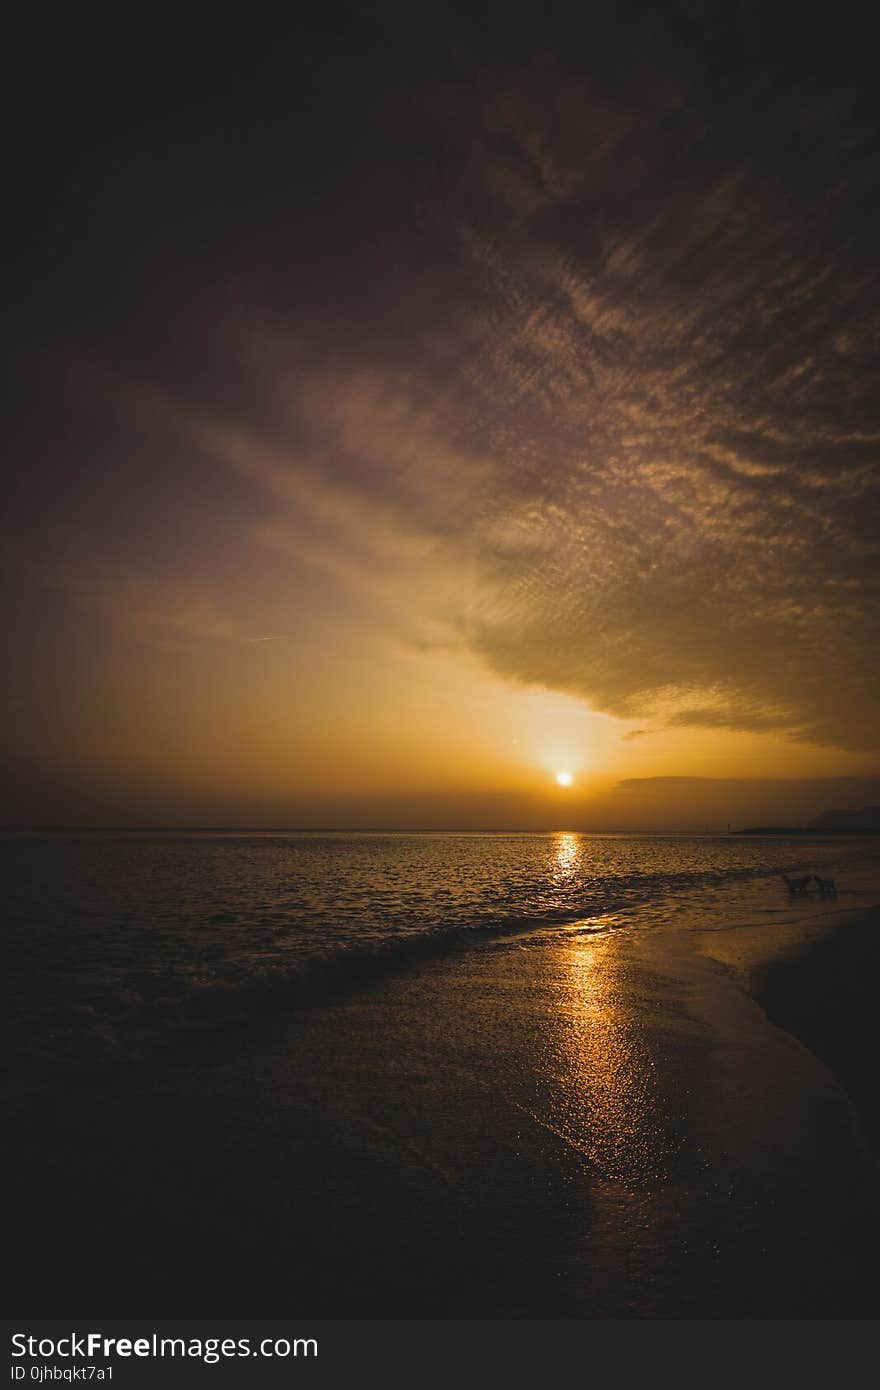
[{"x1": 3, "y1": 829, "x2": 878, "y2": 1089}]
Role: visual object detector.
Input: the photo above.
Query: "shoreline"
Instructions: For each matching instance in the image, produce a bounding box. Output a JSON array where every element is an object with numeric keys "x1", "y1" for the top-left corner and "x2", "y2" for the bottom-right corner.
[
  {"x1": 749, "y1": 906, "x2": 880, "y2": 1148},
  {"x1": 695, "y1": 902, "x2": 880, "y2": 1151},
  {"x1": 7, "y1": 904, "x2": 880, "y2": 1317}
]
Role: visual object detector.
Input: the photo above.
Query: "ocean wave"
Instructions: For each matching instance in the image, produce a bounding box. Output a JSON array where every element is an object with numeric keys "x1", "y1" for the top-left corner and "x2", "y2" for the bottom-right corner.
[
  {"x1": 5, "y1": 834, "x2": 872, "y2": 1106},
  {"x1": 5, "y1": 909, "x2": 605, "y2": 1100}
]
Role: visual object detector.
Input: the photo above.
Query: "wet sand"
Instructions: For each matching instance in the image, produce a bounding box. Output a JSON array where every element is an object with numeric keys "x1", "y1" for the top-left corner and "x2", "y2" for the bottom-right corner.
[
  {"x1": 7, "y1": 909, "x2": 880, "y2": 1318},
  {"x1": 702, "y1": 904, "x2": 880, "y2": 1149},
  {"x1": 755, "y1": 932, "x2": 880, "y2": 1148}
]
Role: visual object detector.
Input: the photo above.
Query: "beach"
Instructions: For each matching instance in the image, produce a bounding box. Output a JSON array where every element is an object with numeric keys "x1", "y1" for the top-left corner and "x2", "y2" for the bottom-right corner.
[
  {"x1": 6, "y1": 1, "x2": 880, "y2": 1357},
  {"x1": 751, "y1": 917, "x2": 880, "y2": 1151},
  {"x1": 8, "y1": 895, "x2": 880, "y2": 1319}
]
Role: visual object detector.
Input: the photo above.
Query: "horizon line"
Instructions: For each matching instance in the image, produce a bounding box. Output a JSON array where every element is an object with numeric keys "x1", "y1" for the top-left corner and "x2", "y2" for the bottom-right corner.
[{"x1": 0, "y1": 822, "x2": 768, "y2": 835}]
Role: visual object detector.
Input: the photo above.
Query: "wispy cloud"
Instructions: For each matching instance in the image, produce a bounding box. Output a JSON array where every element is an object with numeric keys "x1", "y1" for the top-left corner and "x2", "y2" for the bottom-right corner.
[{"x1": 62, "y1": 37, "x2": 880, "y2": 753}]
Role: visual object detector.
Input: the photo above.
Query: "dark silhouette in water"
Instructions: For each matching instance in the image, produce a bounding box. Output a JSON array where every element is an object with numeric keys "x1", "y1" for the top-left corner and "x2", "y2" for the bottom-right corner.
[
  {"x1": 783, "y1": 874, "x2": 812, "y2": 895},
  {"x1": 813, "y1": 874, "x2": 837, "y2": 896}
]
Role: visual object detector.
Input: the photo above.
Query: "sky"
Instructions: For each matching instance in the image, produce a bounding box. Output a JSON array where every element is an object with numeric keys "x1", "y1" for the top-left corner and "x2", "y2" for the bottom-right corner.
[{"x1": 4, "y1": 3, "x2": 880, "y2": 828}]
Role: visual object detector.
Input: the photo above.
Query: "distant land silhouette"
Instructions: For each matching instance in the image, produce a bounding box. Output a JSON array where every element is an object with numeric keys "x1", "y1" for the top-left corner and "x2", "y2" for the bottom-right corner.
[{"x1": 739, "y1": 806, "x2": 880, "y2": 835}]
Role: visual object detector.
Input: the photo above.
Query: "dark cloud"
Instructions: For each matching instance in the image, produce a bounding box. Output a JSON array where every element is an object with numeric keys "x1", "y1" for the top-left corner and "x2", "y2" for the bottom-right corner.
[
  {"x1": 607, "y1": 775, "x2": 880, "y2": 830},
  {"x1": 380, "y1": 15, "x2": 880, "y2": 750},
  {"x1": 7, "y1": 2, "x2": 880, "y2": 767}
]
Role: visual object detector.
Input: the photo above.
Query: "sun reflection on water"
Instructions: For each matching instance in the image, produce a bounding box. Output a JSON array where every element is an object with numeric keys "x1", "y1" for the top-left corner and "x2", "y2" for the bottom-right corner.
[
  {"x1": 553, "y1": 831, "x2": 580, "y2": 881},
  {"x1": 541, "y1": 927, "x2": 678, "y2": 1188}
]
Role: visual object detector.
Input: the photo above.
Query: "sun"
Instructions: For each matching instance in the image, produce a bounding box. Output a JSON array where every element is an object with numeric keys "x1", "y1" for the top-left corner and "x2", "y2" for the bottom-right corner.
[{"x1": 555, "y1": 770, "x2": 574, "y2": 787}]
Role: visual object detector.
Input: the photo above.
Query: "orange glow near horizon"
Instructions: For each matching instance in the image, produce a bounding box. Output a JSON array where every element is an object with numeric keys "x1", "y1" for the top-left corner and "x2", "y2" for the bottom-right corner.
[{"x1": 13, "y1": 618, "x2": 878, "y2": 829}]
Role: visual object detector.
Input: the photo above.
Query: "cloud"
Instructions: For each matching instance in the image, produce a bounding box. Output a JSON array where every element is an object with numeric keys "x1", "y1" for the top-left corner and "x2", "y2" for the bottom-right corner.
[
  {"x1": 62, "y1": 33, "x2": 880, "y2": 753},
  {"x1": 416, "y1": 50, "x2": 880, "y2": 751},
  {"x1": 605, "y1": 774, "x2": 880, "y2": 828},
  {"x1": 50, "y1": 550, "x2": 251, "y2": 646}
]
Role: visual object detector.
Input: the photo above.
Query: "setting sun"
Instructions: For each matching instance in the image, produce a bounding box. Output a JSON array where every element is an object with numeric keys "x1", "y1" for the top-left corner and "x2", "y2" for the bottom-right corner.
[{"x1": 556, "y1": 771, "x2": 574, "y2": 787}]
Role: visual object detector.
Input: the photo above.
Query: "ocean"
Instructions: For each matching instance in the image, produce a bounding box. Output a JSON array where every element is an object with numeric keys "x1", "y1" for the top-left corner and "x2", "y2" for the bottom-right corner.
[{"x1": 4, "y1": 829, "x2": 878, "y2": 1096}]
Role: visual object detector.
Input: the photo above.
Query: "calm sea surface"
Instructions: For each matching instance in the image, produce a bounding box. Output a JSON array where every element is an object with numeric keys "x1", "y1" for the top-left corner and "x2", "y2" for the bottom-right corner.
[{"x1": 3, "y1": 830, "x2": 877, "y2": 1087}]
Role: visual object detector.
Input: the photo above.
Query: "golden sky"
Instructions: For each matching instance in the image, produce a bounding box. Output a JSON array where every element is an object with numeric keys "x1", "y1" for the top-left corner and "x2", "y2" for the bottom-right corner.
[{"x1": 4, "y1": 8, "x2": 879, "y2": 827}]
